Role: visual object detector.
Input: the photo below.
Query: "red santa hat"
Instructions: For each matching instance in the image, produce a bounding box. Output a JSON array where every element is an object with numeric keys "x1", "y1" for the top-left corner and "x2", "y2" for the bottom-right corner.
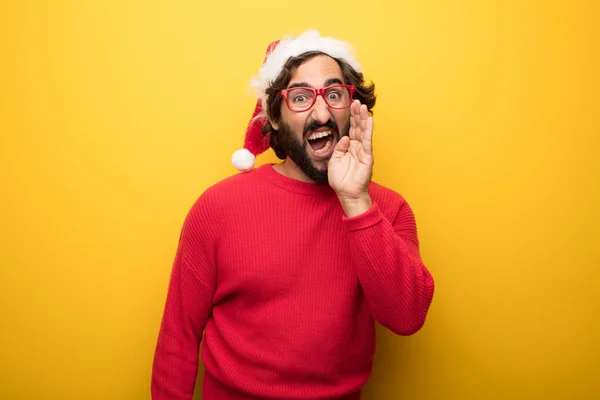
[{"x1": 231, "y1": 29, "x2": 362, "y2": 172}]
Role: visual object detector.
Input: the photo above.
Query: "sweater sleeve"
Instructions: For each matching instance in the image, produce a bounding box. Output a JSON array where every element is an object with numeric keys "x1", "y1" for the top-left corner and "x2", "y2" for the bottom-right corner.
[
  {"x1": 343, "y1": 198, "x2": 434, "y2": 336},
  {"x1": 151, "y1": 197, "x2": 218, "y2": 399}
]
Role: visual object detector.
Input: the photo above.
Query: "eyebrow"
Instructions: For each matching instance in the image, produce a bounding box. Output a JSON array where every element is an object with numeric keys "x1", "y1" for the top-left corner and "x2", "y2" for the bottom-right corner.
[{"x1": 287, "y1": 78, "x2": 344, "y2": 89}]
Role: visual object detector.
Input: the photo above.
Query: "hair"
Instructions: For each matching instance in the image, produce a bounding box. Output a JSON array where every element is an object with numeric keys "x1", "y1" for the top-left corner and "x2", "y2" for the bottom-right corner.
[{"x1": 262, "y1": 51, "x2": 376, "y2": 160}]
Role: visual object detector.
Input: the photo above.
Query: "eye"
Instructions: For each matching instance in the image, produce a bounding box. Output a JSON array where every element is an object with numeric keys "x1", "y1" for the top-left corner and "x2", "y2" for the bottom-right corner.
[
  {"x1": 293, "y1": 95, "x2": 308, "y2": 103},
  {"x1": 288, "y1": 88, "x2": 314, "y2": 104}
]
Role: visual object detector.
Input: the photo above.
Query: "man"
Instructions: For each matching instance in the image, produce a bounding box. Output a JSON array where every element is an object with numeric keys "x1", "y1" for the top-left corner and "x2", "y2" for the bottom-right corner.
[{"x1": 152, "y1": 29, "x2": 435, "y2": 400}]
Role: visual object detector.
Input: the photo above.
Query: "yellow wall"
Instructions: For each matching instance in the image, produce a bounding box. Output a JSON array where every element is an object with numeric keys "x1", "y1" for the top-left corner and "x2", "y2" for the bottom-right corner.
[{"x1": 1, "y1": 1, "x2": 598, "y2": 399}]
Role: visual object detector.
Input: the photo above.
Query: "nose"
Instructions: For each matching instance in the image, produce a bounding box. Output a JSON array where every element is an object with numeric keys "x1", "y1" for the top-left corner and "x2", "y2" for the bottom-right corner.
[{"x1": 310, "y1": 95, "x2": 332, "y2": 125}]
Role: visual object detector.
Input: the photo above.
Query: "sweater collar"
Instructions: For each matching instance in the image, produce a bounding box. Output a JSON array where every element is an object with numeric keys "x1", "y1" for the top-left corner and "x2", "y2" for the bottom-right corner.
[{"x1": 257, "y1": 163, "x2": 338, "y2": 197}]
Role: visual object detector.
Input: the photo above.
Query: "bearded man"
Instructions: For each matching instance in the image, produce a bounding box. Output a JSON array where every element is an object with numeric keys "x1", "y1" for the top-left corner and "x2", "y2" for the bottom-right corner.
[{"x1": 152, "y1": 29, "x2": 435, "y2": 400}]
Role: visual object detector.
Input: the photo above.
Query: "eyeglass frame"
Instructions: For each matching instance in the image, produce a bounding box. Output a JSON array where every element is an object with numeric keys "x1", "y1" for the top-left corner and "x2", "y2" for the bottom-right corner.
[{"x1": 278, "y1": 84, "x2": 357, "y2": 112}]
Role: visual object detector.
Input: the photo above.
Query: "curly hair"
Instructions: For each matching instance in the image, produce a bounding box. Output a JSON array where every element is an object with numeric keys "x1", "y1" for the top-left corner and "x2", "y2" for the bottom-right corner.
[{"x1": 262, "y1": 51, "x2": 376, "y2": 160}]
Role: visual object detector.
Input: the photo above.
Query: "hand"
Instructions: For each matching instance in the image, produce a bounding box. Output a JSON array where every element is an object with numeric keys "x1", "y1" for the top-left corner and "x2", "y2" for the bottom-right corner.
[{"x1": 328, "y1": 100, "x2": 374, "y2": 217}]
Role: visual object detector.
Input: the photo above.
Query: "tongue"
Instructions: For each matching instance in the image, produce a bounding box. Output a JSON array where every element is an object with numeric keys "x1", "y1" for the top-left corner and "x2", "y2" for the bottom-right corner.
[{"x1": 308, "y1": 136, "x2": 330, "y2": 151}]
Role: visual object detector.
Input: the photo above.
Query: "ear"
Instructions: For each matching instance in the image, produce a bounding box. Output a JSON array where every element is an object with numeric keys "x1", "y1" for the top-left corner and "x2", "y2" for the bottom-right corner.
[{"x1": 269, "y1": 118, "x2": 279, "y2": 131}]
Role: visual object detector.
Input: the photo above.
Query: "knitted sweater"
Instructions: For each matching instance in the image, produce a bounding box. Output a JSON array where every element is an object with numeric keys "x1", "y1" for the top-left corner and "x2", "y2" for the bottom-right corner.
[{"x1": 151, "y1": 164, "x2": 435, "y2": 400}]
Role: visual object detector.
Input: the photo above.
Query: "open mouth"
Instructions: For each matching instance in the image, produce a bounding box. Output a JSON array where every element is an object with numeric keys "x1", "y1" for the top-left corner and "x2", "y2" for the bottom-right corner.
[{"x1": 307, "y1": 130, "x2": 334, "y2": 155}]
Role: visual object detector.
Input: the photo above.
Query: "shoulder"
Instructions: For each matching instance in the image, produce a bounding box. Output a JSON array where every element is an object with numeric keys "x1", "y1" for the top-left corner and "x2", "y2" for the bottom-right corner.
[
  {"x1": 368, "y1": 181, "x2": 408, "y2": 208},
  {"x1": 368, "y1": 181, "x2": 419, "y2": 239},
  {"x1": 186, "y1": 167, "x2": 265, "y2": 220},
  {"x1": 368, "y1": 180, "x2": 417, "y2": 220},
  {"x1": 203, "y1": 169, "x2": 261, "y2": 199}
]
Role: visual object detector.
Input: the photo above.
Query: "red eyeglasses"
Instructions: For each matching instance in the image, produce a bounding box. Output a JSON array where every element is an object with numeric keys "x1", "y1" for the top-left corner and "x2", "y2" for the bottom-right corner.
[{"x1": 279, "y1": 84, "x2": 356, "y2": 112}]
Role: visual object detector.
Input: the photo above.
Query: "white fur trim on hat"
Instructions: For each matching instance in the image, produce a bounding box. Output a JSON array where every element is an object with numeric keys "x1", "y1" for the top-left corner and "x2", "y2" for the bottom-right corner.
[
  {"x1": 248, "y1": 29, "x2": 362, "y2": 116},
  {"x1": 231, "y1": 148, "x2": 256, "y2": 172}
]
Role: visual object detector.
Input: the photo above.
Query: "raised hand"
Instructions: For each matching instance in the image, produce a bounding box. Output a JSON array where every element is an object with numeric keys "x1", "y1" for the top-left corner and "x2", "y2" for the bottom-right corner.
[{"x1": 328, "y1": 99, "x2": 374, "y2": 217}]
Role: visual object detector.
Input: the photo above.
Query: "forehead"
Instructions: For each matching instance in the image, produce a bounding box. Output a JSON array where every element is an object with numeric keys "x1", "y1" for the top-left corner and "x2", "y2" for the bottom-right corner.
[{"x1": 288, "y1": 55, "x2": 343, "y2": 87}]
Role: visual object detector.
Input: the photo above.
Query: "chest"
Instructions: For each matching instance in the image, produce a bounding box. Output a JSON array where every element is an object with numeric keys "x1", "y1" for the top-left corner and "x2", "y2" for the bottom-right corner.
[{"x1": 213, "y1": 199, "x2": 358, "y2": 304}]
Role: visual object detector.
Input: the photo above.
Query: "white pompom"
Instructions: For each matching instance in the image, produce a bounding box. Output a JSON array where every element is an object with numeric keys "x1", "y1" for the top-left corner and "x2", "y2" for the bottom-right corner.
[{"x1": 231, "y1": 148, "x2": 256, "y2": 172}]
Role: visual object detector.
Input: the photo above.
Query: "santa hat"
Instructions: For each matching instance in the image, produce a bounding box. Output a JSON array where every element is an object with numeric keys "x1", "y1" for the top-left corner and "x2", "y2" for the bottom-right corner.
[{"x1": 231, "y1": 29, "x2": 362, "y2": 172}]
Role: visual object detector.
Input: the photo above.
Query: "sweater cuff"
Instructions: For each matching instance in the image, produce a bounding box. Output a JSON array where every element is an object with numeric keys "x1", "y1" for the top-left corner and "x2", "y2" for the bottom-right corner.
[{"x1": 343, "y1": 202, "x2": 384, "y2": 231}]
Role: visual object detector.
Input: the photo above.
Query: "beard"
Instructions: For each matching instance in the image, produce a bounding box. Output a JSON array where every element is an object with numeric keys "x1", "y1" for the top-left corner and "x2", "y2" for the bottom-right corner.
[{"x1": 276, "y1": 118, "x2": 350, "y2": 184}]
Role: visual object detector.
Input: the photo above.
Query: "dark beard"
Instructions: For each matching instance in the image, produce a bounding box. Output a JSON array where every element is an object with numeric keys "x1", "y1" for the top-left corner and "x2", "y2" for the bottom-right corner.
[{"x1": 276, "y1": 119, "x2": 350, "y2": 184}]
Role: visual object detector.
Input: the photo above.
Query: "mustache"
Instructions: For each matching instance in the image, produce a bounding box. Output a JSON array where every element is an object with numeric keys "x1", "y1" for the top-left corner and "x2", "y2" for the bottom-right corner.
[{"x1": 303, "y1": 119, "x2": 338, "y2": 137}]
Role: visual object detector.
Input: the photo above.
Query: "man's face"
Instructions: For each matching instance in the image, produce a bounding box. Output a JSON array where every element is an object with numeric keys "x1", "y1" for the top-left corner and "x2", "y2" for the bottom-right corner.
[{"x1": 271, "y1": 55, "x2": 351, "y2": 184}]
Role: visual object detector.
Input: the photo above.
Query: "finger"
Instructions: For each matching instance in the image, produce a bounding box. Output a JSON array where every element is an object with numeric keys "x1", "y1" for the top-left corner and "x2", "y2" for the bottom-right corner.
[
  {"x1": 349, "y1": 100, "x2": 359, "y2": 132},
  {"x1": 349, "y1": 100, "x2": 361, "y2": 140},
  {"x1": 350, "y1": 100, "x2": 360, "y2": 120},
  {"x1": 362, "y1": 116, "x2": 374, "y2": 156},
  {"x1": 354, "y1": 104, "x2": 369, "y2": 142},
  {"x1": 353, "y1": 102, "x2": 363, "y2": 139},
  {"x1": 332, "y1": 135, "x2": 350, "y2": 157},
  {"x1": 350, "y1": 100, "x2": 360, "y2": 128},
  {"x1": 359, "y1": 104, "x2": 369, "y2": 129}
]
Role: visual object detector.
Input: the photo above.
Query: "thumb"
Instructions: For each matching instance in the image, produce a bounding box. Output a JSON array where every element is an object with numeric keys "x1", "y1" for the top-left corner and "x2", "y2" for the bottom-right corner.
[{"x1": 333, "y1": 136, "x2": 350, "y2": 156}]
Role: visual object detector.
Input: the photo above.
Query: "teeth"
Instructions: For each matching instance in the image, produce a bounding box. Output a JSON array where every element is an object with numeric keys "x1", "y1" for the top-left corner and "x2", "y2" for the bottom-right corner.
[
  {"x1": 308, "y1": 130, "x2": 331, "y2": 141},
  {"x1": 314, "y1": 137, "x2": 332, "y2": 154}
]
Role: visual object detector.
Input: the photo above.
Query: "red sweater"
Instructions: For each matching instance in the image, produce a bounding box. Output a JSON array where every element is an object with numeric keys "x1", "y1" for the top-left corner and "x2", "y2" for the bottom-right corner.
[{"x1": 152, "y1": 164, "x2": 435, "y2": 400}]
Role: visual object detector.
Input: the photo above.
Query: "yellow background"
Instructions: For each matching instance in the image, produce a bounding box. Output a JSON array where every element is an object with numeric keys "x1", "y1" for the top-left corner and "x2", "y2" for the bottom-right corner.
[{"x1": 1, "y1": 0, "x2": 599, "y2": 399}]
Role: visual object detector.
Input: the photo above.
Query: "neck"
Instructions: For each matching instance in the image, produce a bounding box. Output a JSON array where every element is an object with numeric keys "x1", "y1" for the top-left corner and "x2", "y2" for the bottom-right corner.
[{"x1": 273, "y1": 158, "x2": 317, "y2": 184}]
